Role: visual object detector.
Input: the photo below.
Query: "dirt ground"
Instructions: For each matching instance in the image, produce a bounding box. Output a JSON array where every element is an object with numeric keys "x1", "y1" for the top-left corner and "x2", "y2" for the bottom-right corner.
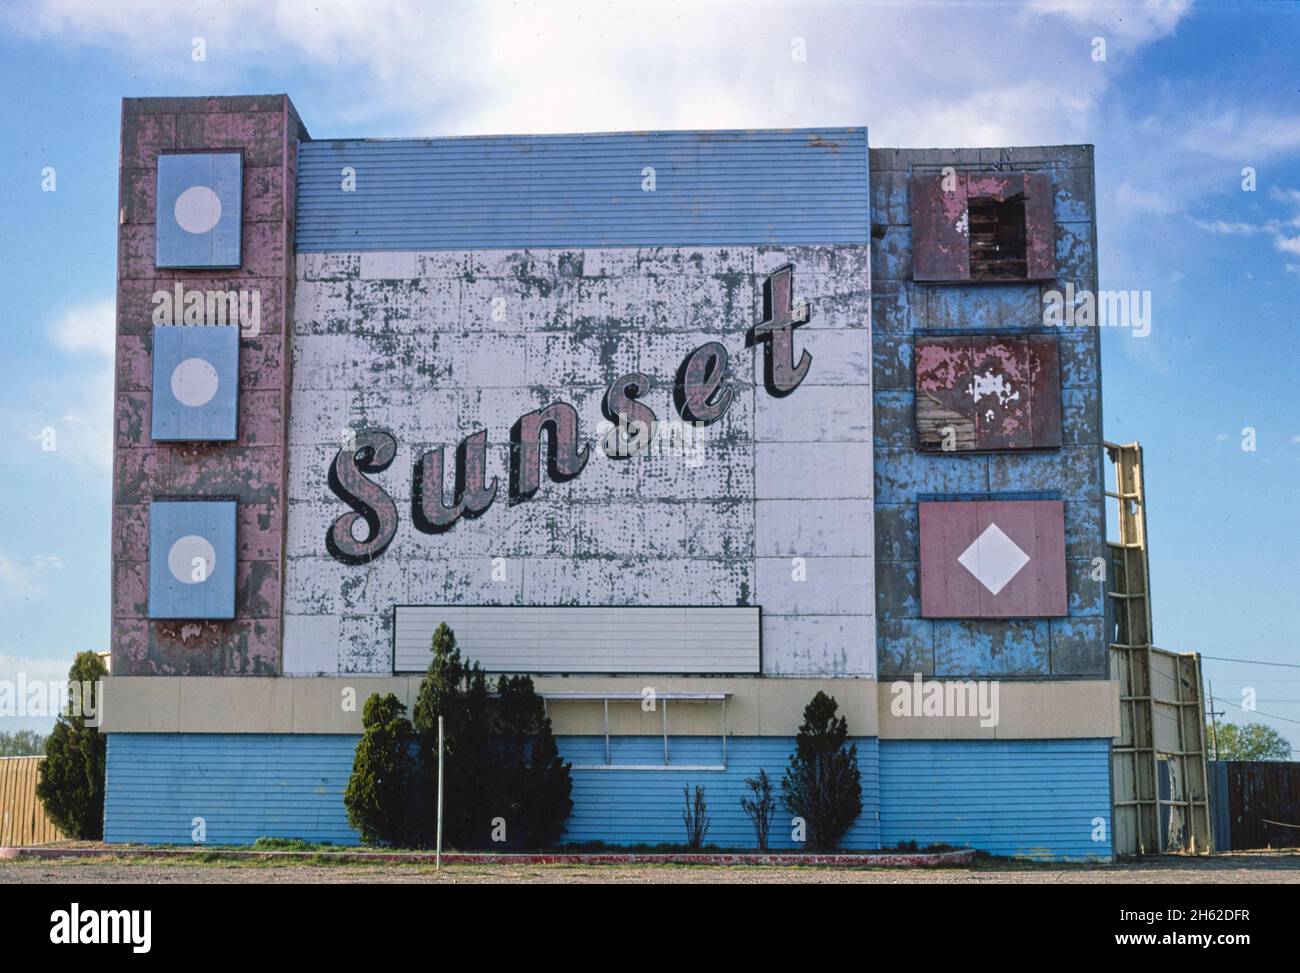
[{"x1": 3, "y1": 851, "x2": 1297, "y2": 883}]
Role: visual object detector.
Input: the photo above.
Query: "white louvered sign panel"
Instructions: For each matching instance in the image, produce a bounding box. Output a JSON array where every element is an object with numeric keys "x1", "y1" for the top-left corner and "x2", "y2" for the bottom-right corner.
[{"x1": 393, "y1": 606, "x2": 761, "y2": 674}]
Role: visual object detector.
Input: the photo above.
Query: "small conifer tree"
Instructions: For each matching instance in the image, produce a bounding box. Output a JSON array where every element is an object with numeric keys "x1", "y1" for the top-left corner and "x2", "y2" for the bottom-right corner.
[
  {"x1": 36, "y1": 652, "x2": 107, "y2": 839},
  {"x1": 344, "y1": 693, "x2": 415, "y2": 845},
  {"x1": 493, "y1": 675, "x2": 573, "y2": 848},
  {"x1": 781, "y1": 691, "x2": 862, "y2": 851}
]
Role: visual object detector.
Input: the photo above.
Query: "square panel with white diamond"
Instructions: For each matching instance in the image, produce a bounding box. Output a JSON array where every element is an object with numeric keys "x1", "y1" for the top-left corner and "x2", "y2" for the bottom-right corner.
[{"x1": 919, "y1": 499, "x2": 1067, "y2": 618}]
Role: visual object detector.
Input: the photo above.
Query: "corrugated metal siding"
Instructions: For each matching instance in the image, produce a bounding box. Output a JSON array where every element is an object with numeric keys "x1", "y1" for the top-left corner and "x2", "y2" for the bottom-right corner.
[
  {"x1": 296, "y1": 128, "x2": 869, "y2": 251},
  {"x1": 0, "y1": 756, "x2": 64, "y2": 846},
  {"x1": 394, "y1": 606, "x2": 762, "y2": 674},
  {"x1": 558, "y1": 736, "x2": 882, "y2": 850},
  {"x1": 879, "y1": 739, "x2": 1113, "y2": 860},
  {"x1": 104, "y1": 734, "x2": 359, "y2": 845}
]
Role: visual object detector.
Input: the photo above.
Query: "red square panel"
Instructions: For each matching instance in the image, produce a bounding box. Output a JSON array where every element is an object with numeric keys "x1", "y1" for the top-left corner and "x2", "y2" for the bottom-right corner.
[
  {"x1": 919, "y1": 499, "x2": 1067, "y2": 618},
  {"x1": 915, "y1": 334, "x2": 1062, "y2": 452}
]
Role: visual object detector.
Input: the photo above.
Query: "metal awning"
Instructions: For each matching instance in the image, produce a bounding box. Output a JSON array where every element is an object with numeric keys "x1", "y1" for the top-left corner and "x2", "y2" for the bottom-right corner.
[{"x1": 540, "y1": 691, "x2": 731, "y2": 771}]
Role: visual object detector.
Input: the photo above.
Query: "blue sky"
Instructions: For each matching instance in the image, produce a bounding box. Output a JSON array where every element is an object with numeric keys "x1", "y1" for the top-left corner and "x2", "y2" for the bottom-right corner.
[{"x1": 0, "y1": 0, "x2": 1297, "y2": 748}]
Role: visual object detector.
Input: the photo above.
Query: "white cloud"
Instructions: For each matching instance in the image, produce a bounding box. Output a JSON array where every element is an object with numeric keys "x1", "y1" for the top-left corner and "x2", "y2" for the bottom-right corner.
[
  {"x1": 5, "y1": 0, "x2": 1193, "y2": 145},
  {"x1": 1119, "y1": 181, "x2": 1180, "y2": 215},
  {"x1": 1187, "y1": 187, "x2": 1300, "y2": 273},
  {"x1": 0, "y1": 551, "x2": 50, "y2": 603},
  {"x1": 1192, "y1": 219, "x2": 1268, "y2": 235},
  {"x1": 0, "y1": 653, "x2": 70, "y2": 684},
  {"x1": 1, "y1": 298, "x2": 115, "y2": 471},
  {"x1": 1275, "y1": 235, "x2": 1300, "y2": 256},
  {"x1": 51, "y1": 298, "x2": 115, "y2": 358}
]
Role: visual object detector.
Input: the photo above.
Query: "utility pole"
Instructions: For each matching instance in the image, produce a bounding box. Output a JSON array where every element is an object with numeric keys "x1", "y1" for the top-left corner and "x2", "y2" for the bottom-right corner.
[{"x1": 1207, "y1": 681, "x2": 1222, "y2": 760}]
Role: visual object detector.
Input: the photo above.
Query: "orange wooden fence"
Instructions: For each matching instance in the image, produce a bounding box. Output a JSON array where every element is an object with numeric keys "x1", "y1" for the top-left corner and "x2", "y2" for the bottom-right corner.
[{"x1": 0, "y1": 756, "x2": 64, "y2": 846}]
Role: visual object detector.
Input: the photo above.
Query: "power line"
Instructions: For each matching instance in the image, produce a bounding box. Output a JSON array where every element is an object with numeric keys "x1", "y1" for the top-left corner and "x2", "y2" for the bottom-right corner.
[
  {"x1": 1218, "y1": 695, "x2": 1300, "y2": 726},
  {"x1": 1200, "y1": 654, "x2": 1300, "y2": 669}
]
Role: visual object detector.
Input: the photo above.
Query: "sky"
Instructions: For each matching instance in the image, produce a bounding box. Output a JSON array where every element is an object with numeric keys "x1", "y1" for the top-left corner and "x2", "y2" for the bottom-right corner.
[{"x1": 0, "y1": 0, "x2": 1297, "y2": 749}]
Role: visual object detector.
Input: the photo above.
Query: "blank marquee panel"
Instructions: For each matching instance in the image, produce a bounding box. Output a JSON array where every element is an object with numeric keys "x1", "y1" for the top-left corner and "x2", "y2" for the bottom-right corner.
[{"x1": 393, "y1": 606, "x2": 762, "y2": 674}]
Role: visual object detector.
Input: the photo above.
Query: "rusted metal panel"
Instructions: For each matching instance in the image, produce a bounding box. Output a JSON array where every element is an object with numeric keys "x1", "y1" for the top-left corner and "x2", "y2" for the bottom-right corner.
[
  {"x1": 1023, "y1": 170, "x2": 1057, "y2": 279},
  {"x1": 910, "y1": 172, "x2": 969, "y2": 281},
  {"x1": 919, "y1": 499, "x2": 1067, "y2": 618},
  {"x1": 0, "y1": 757, "x2": 64, "y2": 846},
  {"x1": 910, "y1": 170, "x2": 1057, "y2": 283},
  {"x1": 1026, "y1": 336, "x2": 1063, "y2": 445},
  {"x1": 915, "y1": 334, "x2": 1063, "y2": 451}
]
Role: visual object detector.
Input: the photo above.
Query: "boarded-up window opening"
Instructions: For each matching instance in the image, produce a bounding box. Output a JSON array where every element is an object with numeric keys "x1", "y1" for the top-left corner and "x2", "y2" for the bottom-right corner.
[
  {"x1": 968, "y1": 194, "x2": 1027, "y2": 280},
  {"x1": 910, "y1": 170, "x2": 1056, "y2": 282}
]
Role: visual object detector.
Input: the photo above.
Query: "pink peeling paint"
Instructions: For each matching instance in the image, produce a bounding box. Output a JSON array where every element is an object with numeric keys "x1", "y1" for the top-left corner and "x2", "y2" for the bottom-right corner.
[{"x1": 111, "y1": 95, "x2": 309, "y2": 676}]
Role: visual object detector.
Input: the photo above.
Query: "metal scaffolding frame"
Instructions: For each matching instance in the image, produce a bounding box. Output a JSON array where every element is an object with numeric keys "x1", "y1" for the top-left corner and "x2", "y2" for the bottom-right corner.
[{"x1": 1105, "y1": 441, "x2": 1212, "y2": 855}]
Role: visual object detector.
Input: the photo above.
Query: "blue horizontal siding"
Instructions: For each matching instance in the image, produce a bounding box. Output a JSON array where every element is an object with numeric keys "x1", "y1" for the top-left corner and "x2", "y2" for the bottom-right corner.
[
  {"x1": 104, "y1": 733, "x2": 360, "y2": 845},
  {"x1": 557, "y1": 736, "x2": 881, "y2": 850},
  {"x1": 104, "y1": 733, "x2": 1111, "y2": 859},
  {"x1": 879, "y1": 739, "x2": 1113, "y2": 860},
  {"x1": 296, "y1": 128, "x2": 869, "y2": 251}
]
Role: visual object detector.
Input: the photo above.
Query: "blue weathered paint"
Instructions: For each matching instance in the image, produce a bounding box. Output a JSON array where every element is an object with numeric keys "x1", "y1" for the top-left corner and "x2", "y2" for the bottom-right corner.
[
  {"x1": 296, "y1": 129, "x2": 869, "y2": 251},
  {"x1": 103, "y1": 733, "x2": 1112, "y2": 859},
  {"x1": 879, "y1": 739, "x2": 1113, "y2": 860},
  {"x1": 155, "y1": 152, "x2": 243, "y2": 268},
  {"x1": 869, "y1": 147, "x2": 1106, "y2": 679},
  {"x1": 147, "y1": 501, "x2": 237, "y2": 620},
  {"x1": 150, "y1": 325, "x2": 240, "y2": 442}
]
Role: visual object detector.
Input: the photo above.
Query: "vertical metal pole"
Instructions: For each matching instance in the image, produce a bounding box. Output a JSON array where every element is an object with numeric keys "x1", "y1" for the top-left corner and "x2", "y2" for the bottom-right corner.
[
  {"x1": 662, "y1": 697, "x2": 669, "y2": 765},
  {"x1": 436, "y1": 715, "x2": 444, "y2": 871},
  {"x1": 1208, "y1": 681, "x2": 1219, "y2": 761}
]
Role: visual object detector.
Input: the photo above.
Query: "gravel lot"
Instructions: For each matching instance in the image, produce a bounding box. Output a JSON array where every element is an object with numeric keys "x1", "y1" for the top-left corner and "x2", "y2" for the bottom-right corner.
[{"x1": 3, "y1": 851, "x2": 1297, "y2": 883}]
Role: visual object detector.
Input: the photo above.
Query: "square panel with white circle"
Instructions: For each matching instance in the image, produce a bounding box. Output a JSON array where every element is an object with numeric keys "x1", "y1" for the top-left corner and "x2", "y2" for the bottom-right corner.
[
  {"x1": 148, "y1": 500, "x2": 237, "y2": 620},
  {"x1": 151, "y1": 325, "x2": 239, "y2": 441},
  {"x1": 155, "y1": 151, "x2": 242, "y2": 268}
]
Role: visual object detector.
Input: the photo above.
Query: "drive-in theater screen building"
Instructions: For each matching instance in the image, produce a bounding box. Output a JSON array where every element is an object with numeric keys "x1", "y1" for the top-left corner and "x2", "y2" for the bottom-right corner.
[{"x1": 103, "y1": 94, "x2": 1116, "y2": 858}]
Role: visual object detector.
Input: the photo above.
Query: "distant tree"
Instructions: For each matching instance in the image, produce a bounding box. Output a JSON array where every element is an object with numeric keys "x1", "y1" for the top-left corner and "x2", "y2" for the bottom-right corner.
[
  {"x1": 344, "y1": 693, "x2": 415, "y2": 845},
  {"x1": 493, "y1": 675, "x2": 573, "y2": 848},
  {"x1": 682, "y1": 785, "x2": 710, "y2": 850},
  {"x1": 0, "y1": 730, "x2": 46, "y2": 756},
  {"x1": 36, "y1": 652, "x2": 107, "y2": 839},
  {"x1": 782, "y1": 691, "x2": 862, "y2": 851},
  {"x1": 411, "y1": 623, "x2": 493, "y2": 848},
  {"x1": 740, "y1": 769, "x2": 776, "y2": 850},
  {"x1": 1209, "y1": 722, "x2": 1291, "y2": 761}
]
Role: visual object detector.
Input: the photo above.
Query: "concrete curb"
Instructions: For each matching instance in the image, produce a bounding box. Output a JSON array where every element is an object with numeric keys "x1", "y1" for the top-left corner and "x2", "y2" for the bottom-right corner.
[{"x1": 1, "y1": 845, "x2": 975, "y2": 868}]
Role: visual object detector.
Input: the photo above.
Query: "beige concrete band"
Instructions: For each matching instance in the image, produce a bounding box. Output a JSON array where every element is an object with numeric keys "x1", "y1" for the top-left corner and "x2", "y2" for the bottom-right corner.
[{"x1": 98, "y1": 675, "x2": 1119, "y2": 739}]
